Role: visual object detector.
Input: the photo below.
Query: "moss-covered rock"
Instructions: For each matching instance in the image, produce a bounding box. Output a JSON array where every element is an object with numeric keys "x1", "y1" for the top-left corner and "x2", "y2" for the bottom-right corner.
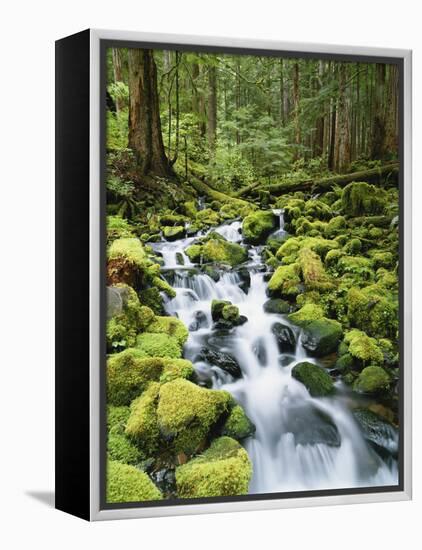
[
  {"x1": 107, "y1": 460, "x2": 162, "y2": 503},
  {"x1": 106, "y1": 285, "x2": 154, "y2": 351},
  {"x1": 267, "y1": 263, "x2": 301, "y2": 298},
  {"x1": 175, "y1": 437, "x2": 252, "y2": 498},
  {"x1": 242, "y1": 210, "x2": 277, "y2": 244},
  {"x1": 211, "y1": 299, "x2": 231, "y2": 321},
  {"x1": 344, "y1": 238, "x2": 362, "y2": 255},
  {"x1": 195, "y1": 208, "x2": 220, "y2": 227},
  {"x1": 157, "y1": 379, "x2": 233, "y2": 455},
  {"x1": 304, "y1": 199, "x2": 332, "y2": 220},
  {"x1": 343, "y1": 330, "x2": 384, "y2": 365},
  {"x1": 353, "y1": 366, "x2": 391, "y2": 394},
  {"x1": 263, "y1": 298, "x2": 290, "y2": 314},
  {"x1": 139, "y1": 286, "x2": 165, "y2": 315},
  {"x1": 145, "y1": 316, "x2": 189, "y2": 346},
  {"x1": 185, "y1": 237, "x2": 247, "y2": 267},
  {"x1": 151, "y1": 276, "x2": 177, "y2": 298},
  {"x1": 347, "y1": 286, "x2": 398, "y2": 339},
  {"x1": 301, "y1": 318, "x2": 343, "y2": 356},
  {"x1": 125, "y1": 382, "x2": 161, "y2": 455},
  {"x1": 162, "y1": 225, "x2": 185, "y2": 241},
  {"x1": 341, "y1": 182, "x2": 387, "y2": 217},
  {"x1": 160, "y1": 214, "x2": 188, "y2": 226},
  {"x1": 107, "y1": 215, "x2": 134, "y2": 242},
  {"x1": 324, "y1": 216, "x2": 346, "y2": 238},
  {"x1": 292, "y1": 361, "x2": 334, "y2": 396},
  {"x1": 221, "y1": 405, "x2": 256, "y2": 440},
  {"x1": 107, "y1": 238, "x2": 148, "y2": 287},
  {"x1": 135, "y1": 332, "x2": 182, "y2": 359},
  {"x1": 298, "y1": 247, "x2": 334, "y2": 291},
  {"x1": 289, "y1": 303, "x2": 324, "y2": 327},
  {"x1": 222, "y1": 304, "x2": 240, "y2": 322},
  {"x1": 337, "y1": 255, "x2": 374, "y2": 279}
]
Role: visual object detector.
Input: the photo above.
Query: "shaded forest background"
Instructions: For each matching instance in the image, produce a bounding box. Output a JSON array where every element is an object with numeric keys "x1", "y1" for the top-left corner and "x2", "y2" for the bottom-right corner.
[{"x1": 106, "y1": 47, "x2": 399, "y2": 207}]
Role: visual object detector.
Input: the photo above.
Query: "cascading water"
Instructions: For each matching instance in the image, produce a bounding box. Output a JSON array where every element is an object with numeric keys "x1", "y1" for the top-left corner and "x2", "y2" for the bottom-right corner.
[{"x1": 153, "y1": 216, "x2": 398, "y2": 494}]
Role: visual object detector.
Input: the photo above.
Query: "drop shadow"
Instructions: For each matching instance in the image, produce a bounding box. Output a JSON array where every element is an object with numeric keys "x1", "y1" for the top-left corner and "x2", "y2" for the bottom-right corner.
[{"x1": 26, "y1": 490, "x2": 55, "y2": 508}]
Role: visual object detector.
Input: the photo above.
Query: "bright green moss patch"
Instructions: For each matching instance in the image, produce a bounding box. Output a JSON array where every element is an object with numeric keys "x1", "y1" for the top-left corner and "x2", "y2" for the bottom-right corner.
[
  {"x1": 222, "y1": 304, "x2": 240, "y2": 322},
  {"x1": 107, "y1": 215, "x2": 134, "y2": 242},
  {"x1": 343, "y1": 330, "x2": 384, "y2": 365},
  {"x1": 135, "y1": 332, "x2": 182, "y2": 359},
  {"x1": 162, "y1": 226, "x2": 185, "y2": 241},
  {"x1": 242, "y1": 210, "x2": 276, "y2": 244},
  {"x1": 341, "y1": 182, "x2": 387, "y2": 216},
  {"x1": 151, "y1": 276, "x2": 176, "y2": 298},
  {"x1": 125, "y1": 382, "x2": 161, "y2": 455},
  {"x1": 353, "y1": 366, "x2": 391, "y2": 394},
  {"x1": 195, "y1": 208, "x2": 220, "y2": 227},
  {"x1": 108, "y1": 237, "x2": 147, "y2": 267},
  {"x1": 186, "y1": 237, "x2": 247, "y2": 267},
  {"x1": 298, "y1": 247, "x2": 334, "y2": 291},
  {"x1": 292, "y1": 361, "x2": 334, "y2": 396},
  {"x1": 145, "y1": 316, "x2": 189, "y2": 346},
  {"x1": 107, "y1": 460, "x2": 162, "y2": 503},
  {"x1": 267, "y1": 263, "x2": 301, "y2": 297},
  {"x1": 301, "y1": 318, "x2": 343, "y2": 356},
  {"x1": 221, "y1": 405, "x2": 255, "y2": 440},
  {"x1": 108, "y1": 431, "x2": 142, "y2": 465},
  {"x1": 159, "y1": 358, "x2": 195, "y2": 384},
  {"x1": 289, "y1": 303, "x2": 324, "y2": 327},
  {"x1": 157, "y1": 379, "x2": 233, "y2": 455},
  {"x1": 347, "y1": 286, "x2": 398, "y2": 338},
  {"x1": 175, "y1": 437, "x2": 252, "y2": 498}
]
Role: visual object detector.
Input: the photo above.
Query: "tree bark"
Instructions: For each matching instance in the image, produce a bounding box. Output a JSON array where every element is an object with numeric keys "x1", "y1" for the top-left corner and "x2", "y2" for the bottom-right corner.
[
  {"x1": 292, "y1": 61, "x2": 301, "y2": 159},
  {"x1": 208, "y1": 64, "x2": 217, "y2": 157},
  {"x1": 127, "y1": 48, "x2": 172, "y2": 178},
  {"x1": 371, "y1": 63, "x2": 387, "y2": 159},
  {"x1": 112, "y1": 48, "x2": 125, "y2": 113}
]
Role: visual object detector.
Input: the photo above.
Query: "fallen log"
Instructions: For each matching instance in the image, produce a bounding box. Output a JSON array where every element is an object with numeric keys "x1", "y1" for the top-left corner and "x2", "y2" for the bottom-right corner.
[
  {"x1": 248, "y1": 163, "x2": 399, "y2": 197},
  {"x1": 233, "y1": 180, "x2": 262, "y2": 198},
  {"x1": 189, "y1": 176, "x2": 251, "y2": 207}
]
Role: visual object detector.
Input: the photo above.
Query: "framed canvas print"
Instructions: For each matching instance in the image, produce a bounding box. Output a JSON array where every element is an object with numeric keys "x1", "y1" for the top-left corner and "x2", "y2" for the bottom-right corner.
[{"x1": 55, "y1": 29, "x2": 412, "y2": 521}]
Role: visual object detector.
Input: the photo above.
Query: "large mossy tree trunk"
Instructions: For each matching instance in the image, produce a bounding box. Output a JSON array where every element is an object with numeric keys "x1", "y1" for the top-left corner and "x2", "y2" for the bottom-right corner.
[{"x1": 128, "y1": 49, "x2": 173, "y2": 178}]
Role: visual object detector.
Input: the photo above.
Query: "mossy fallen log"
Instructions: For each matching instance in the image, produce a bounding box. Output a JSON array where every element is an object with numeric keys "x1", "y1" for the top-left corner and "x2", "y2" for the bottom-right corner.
[
  {"x1": 189, "y1": 176, "x2": 251, "y2": 207},
  {"x1": 247, "y1": 163, "x2": 399, "y2": 197}
]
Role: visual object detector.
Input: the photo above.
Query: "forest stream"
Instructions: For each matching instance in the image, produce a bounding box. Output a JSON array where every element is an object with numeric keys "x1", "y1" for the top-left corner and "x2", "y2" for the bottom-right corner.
[{"x1": 151, "y1": 210, "x2": 398, "y2": 494}]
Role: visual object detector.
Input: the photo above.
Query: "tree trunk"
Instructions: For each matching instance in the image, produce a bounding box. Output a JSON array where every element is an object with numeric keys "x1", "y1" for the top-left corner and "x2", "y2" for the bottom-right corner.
[
  {"x1": 336, "y1": 63, "x2": 351, "y2": 173},
  {"x1": 208, "y1": 64, "x2": 217, "y2": 158},
  {"x1": 112, "y1": 48, "x2": 125, "y2": 113},
  {"x1": 371, "y1": 63, "x2": 387, "y2": 159},
  {"x1": 128, "y1": 48, "x2": 172, "y2": 177},
  {"x1": 293, "y1": 62, "x2": 301, "y2": 159}
]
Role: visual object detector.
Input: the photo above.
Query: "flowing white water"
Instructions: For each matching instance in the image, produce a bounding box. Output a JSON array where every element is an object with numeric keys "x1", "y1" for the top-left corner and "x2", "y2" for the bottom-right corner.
[{"x1": 154, "y1": 218, "x2": 398, "y2": 494}]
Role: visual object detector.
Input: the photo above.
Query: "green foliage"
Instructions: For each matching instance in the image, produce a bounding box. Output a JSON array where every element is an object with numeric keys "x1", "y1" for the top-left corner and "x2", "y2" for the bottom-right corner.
[
  {"x1": 107, "y1": 460, "x2": 162, "y2": 503},
  {"x1": 175, "y1": 437, "x2": 252, "y2": 498},
  {"x1": 343, "y1": 330, "x2": 384, "y2": 365}
]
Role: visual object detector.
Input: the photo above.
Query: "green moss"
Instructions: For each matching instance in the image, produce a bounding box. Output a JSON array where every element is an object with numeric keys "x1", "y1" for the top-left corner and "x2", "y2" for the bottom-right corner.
[
  {"x1": 108, "y1": 237, "x2": 147, "y2": 267},
  {"x1": 186, "y1": 238, "x2": 247, "y2": 267},
  {"x1": 185, "y1": 244, "x2": 202, "y2": 262},
  {"x1": 135, "y1": 332, "x2": 182, "y2": 359},
  {"x1": 242, "y1": 210, "x2": 277, "y2": 244},
  {"x1": 344, "y1": 329, "x2": 384, "y2": 365},
  {"x1": 107, "y1": 460, "x2": 162, "y2": 503},
  {"x1": 291, "y1": 361, "x2": 334, "y2": 396},
  {"x1": 301, "y1": 318, "x2": 343, "y2": 356},
  {"x1": 267, "y1": 263, "x2": 301, "y2": 297},
  {"x1": 183, "y1": 201, "x2": 198, "y2": 218},
  {"x1": 298, "y1": 247, "x2": 334, "y2": 291},
  {"x1": 195, "y1": 208, "x2": 220, "y2": 226},
  {"x1": 162, "y1": 226, "x2": 185, "y2": 240},
  {"x1": 145, "y1": 316, "x2": 189, "y2": 346},
  {"x1": 125, "y1": 382, "x2": 161, "y2": 455},
  {"x1": 139, "y1": 287, "x2": 165, "y2": 315},
  {"x1": 108, "y1": 431, "x2": 142, "y2": 465},
  {"x1": 335, "y1": 353, "x2": 354, "y2": 371},
  {"x1": 151, "y1": 276, "x2": 176, "y2": 298},
  {"x1": 275, "y1": 238, "x2": 301, "y2": 262},
  {"x1": 107, "y1": 349, "x2": 165, "y2": 406},
  {"x1": 159, "y1": 358, "x2": 195, "y2": 384},
  {"x1": 341, "y1": 182, "x2": 386, "y2": 216},
  {"x1": 324, "y1": 249, "x2": 344, "y2": 267},
  {"x1": 296, "y1": 218, "x2": 327, "y2": 236},
  {"x1": 222, "y1": 304, "x2": 240, "y2": 322},
  {"x1": 175, "y1": 437, "x2": 252, "y2": 498},
  {"x1": 211, "y1": 299, "x2": 231, "y2": 321},
  {"x1": 337, "y1": 255, "x2": 374, "y2": 279},
  {"x1": 353, "y1": 366, "x2": 391, "y2": 394},
  {"x1": 107, "y1": 215, "x2": 134, "y2": 242},
  {"x1": 107, "y1": 405, "x2": 131, "y2": 432},
  {"x1": 344, "y1": 238, "x2": 362, "y2": 255},
  {"x1": 289, "y1": 303, "x2": 324, "y2": 327},
  {"x1": 347, "y1": 286, "x2": 398, "y2": 338},
  {"x1": 371, "y1": 251, "x2": 394, "y2": 269},
  {"x1": 304, "y1": 199, "x2": 332, "y2": 220},
  {"x1": 325, "y1": 216, "x2": 346, "y2": 237},
  {"x1": 107, "y1": 285, "x2": 153, "y2": 351},
  {"x1": 221, "y1": 405, "x2": 255, "y2": 440},
  {"x1": 160, "y1": 213, "x2": 187, "y2": 226},
  {"x1": 157, "y1": 379, "x2": 233, "y2": 455}
]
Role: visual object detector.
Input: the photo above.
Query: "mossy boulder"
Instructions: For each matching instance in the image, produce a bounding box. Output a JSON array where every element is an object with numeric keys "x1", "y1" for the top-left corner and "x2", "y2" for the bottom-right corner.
[
  {"x1": 157, "y1": 379, "x2": 233, "y2": 455},
  {"x1": 107, "y1": 460, "x2": 162, "y2": 503},
  {"x1": 272, "y1": 322, "x2": 296, "y2": 352},
  {"x1": 222, "y1": 304, "x2": 240, "y2": 322},
  {"x1": 135, "y1": 332, "x2": 182, "y2": 359},
  {"x1": 139, "y1": 286, "x2": 165, "y2": 315},
  {"x1": 347, "y1": 286, "x2": 398, "y2": 339},
  {"x1": 107, "y1": 349, "x2": 194, "y2": 406},
  {"x1": 343, "y1": 330, "x2": 384, "y2": 365},
  {"x1": 107, "y1": 405, "x2": 142, "y2": 465},
  {"x1": 162, "y1": 225, "x2": 185, "y2": 241},
  {"x1": 298, "y1": 247, "x2": 334, "y2": 291},
  {"x1": 195, "y1": 208, "x2": 220, "y2": 227},
  {"x1": 267, "y1": 263, "x2": 301, "y2": 298},
  {"x1": 292, "y1": 361, "x2": 334, "y2": 396},
  {"x1": 221, "y1": 405, "x2": 255, "y2": 440},
  {"x1": 145, "y1": 316, "x2": 189, "y2": 346},
  {"x1": 107, "y1": 215, "x2": 134, "y2": 242},
  {"x1": 125, "y1": 382, "x2": 161, "y2": 455},
  {"x1": 337, "y1": 255, "x2": 374, "y2": 279},
  {"x1": 160, "y1": 213, "x2": 187, "y2": 226},
  {"x1": 242, "y1": 210, "x2": 277, "y2": 244},
  {"x1": 353, "y1": 366, "x2": 391, "y2": 394},
  {"x1": 107, "y1": 238, "x2": 148, "y2": 287},
  {"x1": 185, "y1": 237, "x2": 247, "y2": 267},
  {"x1": 106, "y1": 285, "x2": 154, "y2": 351},
  {"x1": 341, "y1": 182, "x2": 387, "y2": 217},
  {"x1": 300, "y1": 318, "x2": 343, "y2": 356},
  {"x1": 304, "y1": 199, "x2": 332, "y2": 220},
  {"x1": 324, "y1": 216, "x2": 346, "y2": 238},
  {"x1": 289, "y1": 303, "x2": 324, "y2": 327},
  {"x1": 263, "y1": 298, "x2": 290, "y2": 314},
  {"x1": 211, "y1": 299, "x2": 231, "y2": 321},
  {"x1": 175, "y1": 437, "x2": 252, "y2": 498},
  {"x1": 344, "y1": 238, "x2": 362, "y2": 255}
]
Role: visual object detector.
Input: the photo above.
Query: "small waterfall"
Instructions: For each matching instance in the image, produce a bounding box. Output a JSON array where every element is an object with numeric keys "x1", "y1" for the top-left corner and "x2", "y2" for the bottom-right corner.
[
  {"x1": 271, "y1": 209, "x2": 287, "y2": 240},
  {"x1": 160, "y1": 219, "x2": 398, "y2": 494}
]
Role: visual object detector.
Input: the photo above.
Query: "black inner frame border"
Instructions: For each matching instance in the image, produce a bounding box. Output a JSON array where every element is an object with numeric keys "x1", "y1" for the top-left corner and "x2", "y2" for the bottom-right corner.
[{"x1": 99, "y1": 38, "x2": 405, "y2": 511}]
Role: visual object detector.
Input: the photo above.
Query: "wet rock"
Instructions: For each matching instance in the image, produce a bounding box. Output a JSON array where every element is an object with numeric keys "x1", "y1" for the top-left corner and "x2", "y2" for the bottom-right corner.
[
  {"x1": 198, "y1": 348, "x2": 242, "y2": 379},
  {"x1": 163, "y1": 225, "x2": 186, "y2": 241},
  {"x1": 353, "y1": 408, "x2": 398, "y2": 458},
  {"x1": 107, "y1": 286, "x2": 129, "y2": 319},
  {"x1": 253, "y1": 338, "x2": 267, "y2": 365},
  {"x1": 202, "y1": 265, "x2": 220, "y2": 282},
  {"x1": 272, "y1": 322, "x2": 296, "y2": 352},
  {"x1": 263, "y1": 298, "x2": 290, "y2": 314},
  {"x1": 175, "y1": 252, "x2": 185, "y2": 266},
  {"x1": 188, "y1": 310, "x2": 208, "y2": 332},
  {"x1": 236, "y1": 267, "x2": 251, "y2": 293},
  {"x1": 150, "y1": 468, "x2": 176, "y2": 496},
  {"x1": 292, "y1": 361, "x2": 334, "y2": 397},
  {"x1": 285, "y1": 404, "x2": 341, "y2": 447},
  {"x1": 300, "y1": 319, "x2": 343, "y2": 357}
]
